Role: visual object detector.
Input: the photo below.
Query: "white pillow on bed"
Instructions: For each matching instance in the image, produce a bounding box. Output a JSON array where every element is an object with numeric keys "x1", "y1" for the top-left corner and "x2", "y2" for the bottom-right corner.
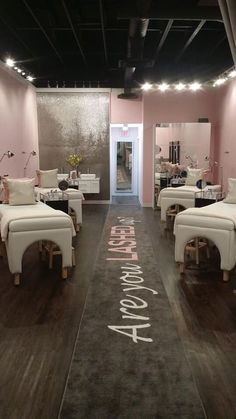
[
  {"x1": 7, "y1": 178, "x2": 36, "y2": 206},
  {"x1": 185, "y1": 167, "x2": 203, "y2": 186},
  {"x1": 223, "y1": 178, "x2": 236, "y2": 203},
  {"x1": 37, "y1": 169, "x2": 58, "y2": 188}
]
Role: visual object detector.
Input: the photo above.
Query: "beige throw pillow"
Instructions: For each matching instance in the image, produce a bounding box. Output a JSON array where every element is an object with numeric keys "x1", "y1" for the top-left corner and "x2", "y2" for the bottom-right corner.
[
  {"x1": 7, "y1": 178, "x2": 36, "y2": 206},
  {"x1": 37, "y1": 169, "x2": 58, "y2": 188},
  {"x1": 185, "y1": 167, "x2": 203, "y2": 186},
  {"x1": 223, "y1": 178, "x2": 236, "y2": 204}
]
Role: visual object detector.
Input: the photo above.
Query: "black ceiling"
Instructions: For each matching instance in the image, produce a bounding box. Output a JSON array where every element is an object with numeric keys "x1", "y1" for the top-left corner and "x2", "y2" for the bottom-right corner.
[{"x1": 0, "y1": 0, "x2": 233, "y2": 88}]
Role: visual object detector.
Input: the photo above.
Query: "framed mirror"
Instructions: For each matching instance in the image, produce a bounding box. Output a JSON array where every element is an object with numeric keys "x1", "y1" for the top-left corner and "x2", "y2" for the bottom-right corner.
[{"x1": 154, "y1": 122, "x2": 211, "y2": 207}]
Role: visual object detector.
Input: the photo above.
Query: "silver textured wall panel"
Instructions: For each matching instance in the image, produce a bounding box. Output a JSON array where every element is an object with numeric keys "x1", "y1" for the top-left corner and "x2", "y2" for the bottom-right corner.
[{"x1": 37, "y1": 92, "x2": 110, "y2": 200}]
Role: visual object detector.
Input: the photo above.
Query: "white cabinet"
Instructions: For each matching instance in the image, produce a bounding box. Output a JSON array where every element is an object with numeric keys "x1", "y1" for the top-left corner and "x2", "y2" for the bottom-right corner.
[{"x1": 78, "y1": 178, "x2": 100, "y2": 193}]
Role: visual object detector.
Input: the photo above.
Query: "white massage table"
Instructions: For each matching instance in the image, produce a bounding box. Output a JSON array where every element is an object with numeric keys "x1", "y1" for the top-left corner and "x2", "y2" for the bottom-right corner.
[
  {"x1": 35, "y1": 187, "x2": 84, "y2": 231},
  {"x1": 0, "y1": 202, "x2": 76, "y2": 285},
  {"x1": 174, "y1": 201, "x2": 236, "y2": 282},
  {"x1": 158, "y1": 184, "x2": 221, "y2": 222}
]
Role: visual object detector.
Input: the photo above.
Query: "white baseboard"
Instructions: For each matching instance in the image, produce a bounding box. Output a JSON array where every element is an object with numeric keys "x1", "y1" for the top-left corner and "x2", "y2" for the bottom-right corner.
[
  {"x1": 83, "y1": 200, "x2": 111, "y2": 204},
  {"x1": 141, "y1": 202, "x2": 153, "y2": 208}
]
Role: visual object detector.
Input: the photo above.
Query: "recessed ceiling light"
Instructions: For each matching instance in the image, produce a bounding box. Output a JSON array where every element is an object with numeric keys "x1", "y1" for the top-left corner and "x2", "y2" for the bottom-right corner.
[{"x1": 6, "y1": 58, "x2": 14, "y2": 67}]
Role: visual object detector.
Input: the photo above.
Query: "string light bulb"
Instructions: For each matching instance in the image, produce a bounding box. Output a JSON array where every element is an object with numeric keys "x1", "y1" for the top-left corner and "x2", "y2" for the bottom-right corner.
[
  {"x1": 141, "y1": 82, "x2": 152, "y2": 91},
  {"x1": 213, "y1": 77, "x2": 227, "y2": 87},
  {"x1": 6, "y1": 58, "x2": 14, "y2": 67},
  {"x1": 229, "y1": 70, "x2": 236, "y2": 78},
  {"x1": 158, "y1": 82, "x2": 169, "y2": 92},
  {"x1": 189, "y1": 82, "x2": 202, "y2": 91},
  {"x1": 175, "y1": 82, "x2": 186, "y2": 91}
]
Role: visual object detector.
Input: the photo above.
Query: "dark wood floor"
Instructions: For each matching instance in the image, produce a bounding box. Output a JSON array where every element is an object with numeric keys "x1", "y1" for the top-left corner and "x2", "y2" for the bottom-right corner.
[
  {"x1": 0, "y1": 204, "x2": 108, "y2": 419},
  {"x1": 145, "y1": 208, "x2": 236, "y2": 419},
  {"x1": 0, "y1": 204, "x2": 235, "y2": 419}
]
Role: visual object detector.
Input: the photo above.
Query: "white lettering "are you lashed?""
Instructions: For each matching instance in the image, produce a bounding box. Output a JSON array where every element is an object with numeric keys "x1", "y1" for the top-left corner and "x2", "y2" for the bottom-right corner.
[{"x1": 108, "y1": 263, "x2": 158, "y2": 343}]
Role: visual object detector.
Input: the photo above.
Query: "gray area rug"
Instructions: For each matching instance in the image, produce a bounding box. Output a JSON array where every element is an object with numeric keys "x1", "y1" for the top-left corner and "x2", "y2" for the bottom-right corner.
[{"x1": 60, "y1": 205, "x2": 205, "y2": 419}]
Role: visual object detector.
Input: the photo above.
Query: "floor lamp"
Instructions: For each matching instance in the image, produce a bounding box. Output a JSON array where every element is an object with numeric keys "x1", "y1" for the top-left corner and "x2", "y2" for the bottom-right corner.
[{"x1": 23, "y1": 150, "x2": 37, "y2": 177}]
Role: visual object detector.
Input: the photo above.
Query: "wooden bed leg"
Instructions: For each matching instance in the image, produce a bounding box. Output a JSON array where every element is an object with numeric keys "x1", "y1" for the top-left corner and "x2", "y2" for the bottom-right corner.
[
  {"x1": 195, "y1": 237, "x2": 200, "y2": 265},
  {"x1": 76, "y1": 224, "x2": 80, "y2": 232},
  {"x1": 62, "y1": 267, "x2": 68, "y2": 279},
  {"x1": 14, "y1": 273, "x2": 20, "y2": 286},
  {"x1": 179, "y1": 263, "x2": 185, "y2": 274},
  {"x1": 223, "y1": 270, "x2": 230, "y2": 282},
  {"x1": 72, "y1": 247, "x2": 76, "y2": 266}
]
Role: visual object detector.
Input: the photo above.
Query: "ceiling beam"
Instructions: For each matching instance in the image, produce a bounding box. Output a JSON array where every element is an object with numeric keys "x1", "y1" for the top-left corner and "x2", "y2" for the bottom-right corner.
[
  {"x1": 15, "y1": 26, "x2": 224, "y2": 33},
  {"x1": 208, "y1": 33, "x2": 227, "y2": 56},
  {"x1": 176, "y1": 20, "x2": 206, "y2": 62},
  {"x1": 0, "y1": 14, "x2": 36, "y2": 57},
  {"x1": 118, "y1": 6, "x2": 222, "y2": 22},
  {"x1": 99, "y1": 0, "x2": 108, "y2": 65},
  {"x1": 22, "y1": 0, "x2": 63, "y2": 63},
  {"x1": 154, "y1": 19, "x2": 173, "y2": 61},
  {"x1": 61, "y1": 0, "x2": 87, "y2": 66}
]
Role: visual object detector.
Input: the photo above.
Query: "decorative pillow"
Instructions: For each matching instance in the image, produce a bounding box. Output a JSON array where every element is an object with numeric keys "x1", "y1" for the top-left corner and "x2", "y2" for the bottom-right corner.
[
  {"x1": 37, "y1": 169, "x2": 58, "y2": 188},
  {"x1": 6, "y1": 178, "x2": 36, "y2": 206},
  {"x1": 223, "y1": 178, "x2": 236, "y2": 203},
  {"x1": 185, "y1": 167, "x2": 203, "y2": 186},
  {"x1": 2, "y1": 176, "x2": 10, "y2": 203}
]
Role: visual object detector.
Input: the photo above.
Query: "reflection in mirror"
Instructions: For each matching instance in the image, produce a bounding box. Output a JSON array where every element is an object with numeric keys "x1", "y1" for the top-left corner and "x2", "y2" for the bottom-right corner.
[
  {"x1": 154, "y1": 122, "x2": 211, "y2": 206},
  {"x1": 116, "y1": 141, "x2": 132, "y2": 192}
]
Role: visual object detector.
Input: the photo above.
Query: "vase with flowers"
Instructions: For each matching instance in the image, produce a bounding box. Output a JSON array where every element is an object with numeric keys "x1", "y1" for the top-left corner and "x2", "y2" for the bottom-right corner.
[{"x1": 66, "y1": 153, "x2": 83, "y2": 177}]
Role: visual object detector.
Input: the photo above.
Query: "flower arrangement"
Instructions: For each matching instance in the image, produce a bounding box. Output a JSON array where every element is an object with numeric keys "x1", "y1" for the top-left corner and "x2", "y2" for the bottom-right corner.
[{"x1": 66, "y1": 153, "x2": 83, "y2": 168}]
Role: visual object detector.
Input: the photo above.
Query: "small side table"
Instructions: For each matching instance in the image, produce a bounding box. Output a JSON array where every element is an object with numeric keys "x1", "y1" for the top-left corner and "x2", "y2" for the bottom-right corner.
[
  {"x1": 40, "y1": 191, "x2": 69, "y2": 213},
  {"x1": 195, "y1": 190, "x2": 224, "y2": 208}
]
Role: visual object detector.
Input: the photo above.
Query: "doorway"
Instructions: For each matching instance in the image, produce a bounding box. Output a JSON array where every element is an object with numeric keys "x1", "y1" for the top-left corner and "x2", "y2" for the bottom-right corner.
[{"x1": 110, "y1": 124, "x2": 141, "y2": 198}]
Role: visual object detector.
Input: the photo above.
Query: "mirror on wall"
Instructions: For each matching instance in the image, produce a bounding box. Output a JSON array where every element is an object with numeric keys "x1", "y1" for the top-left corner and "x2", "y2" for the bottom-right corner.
[
  {"x1": 116, "y1": 141, "x2": 132, "y2": 192},
  {"x1": 154, "y1": 122, "x2": 211, "y2": 206}
]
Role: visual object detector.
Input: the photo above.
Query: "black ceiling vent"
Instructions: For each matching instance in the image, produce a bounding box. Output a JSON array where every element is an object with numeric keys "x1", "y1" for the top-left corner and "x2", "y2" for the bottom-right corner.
[{"x1": 117, "y1": 91, "x2": 139, "y2": 99}]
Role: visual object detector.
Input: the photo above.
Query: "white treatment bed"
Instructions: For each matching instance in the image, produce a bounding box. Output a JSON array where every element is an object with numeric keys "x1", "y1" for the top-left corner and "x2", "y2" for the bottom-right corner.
[
  {"x1": 174, "y1": 201, "x2": 236, "y2": 282},
  {"x1": 0, "y1": 202, "x2": 75, "y2": 285},
  {"x1": 158, "y1": 184, "x2": 221, "y2": 222},
  {"x1": 35, "y1": 187, "x2": 84, "y2": 230}
]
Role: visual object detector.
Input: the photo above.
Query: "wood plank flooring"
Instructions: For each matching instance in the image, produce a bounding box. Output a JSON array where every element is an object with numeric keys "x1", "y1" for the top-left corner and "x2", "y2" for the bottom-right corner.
[
  {"x1": 0, "y1": 204, "x2": 108, "y2": 419},
  {"x1": 145, "y1": 208, "x2": 236, "y2": 419},
  {"x1": 0, "y1": 204, "x2": 235, "y2": 418}
]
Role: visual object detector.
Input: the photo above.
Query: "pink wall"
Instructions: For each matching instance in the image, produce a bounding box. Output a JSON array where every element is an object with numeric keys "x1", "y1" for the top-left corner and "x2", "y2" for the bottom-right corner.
[
  {"x1": 110, "y1": 91, "x2": 143, "y2": 123},
  {"x1": 0, "y1": 63, "x2": 39, "y2": 179},
  {"x1": 143, "y1": 90, "x2": 218, "y2": 204},
  {"x1": 214, "y1": 78, "x2": 236, "y2": 191}
]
